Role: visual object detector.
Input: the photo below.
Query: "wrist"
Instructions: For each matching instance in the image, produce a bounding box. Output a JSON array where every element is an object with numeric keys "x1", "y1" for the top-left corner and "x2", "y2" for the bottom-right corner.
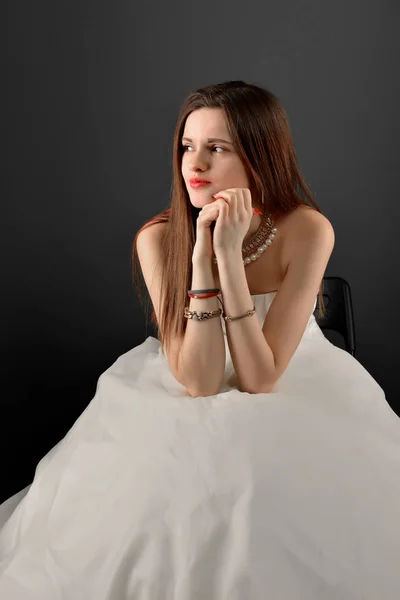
[
  {"x1": 214, "y1": 247, "x2": 243, "y2": 265},
  {"x1": 192, "y1": 255, "x2": 213, "y2": 267},
  {"x1": 191, "y1": 257, "x2": 215, "y2": 279}
]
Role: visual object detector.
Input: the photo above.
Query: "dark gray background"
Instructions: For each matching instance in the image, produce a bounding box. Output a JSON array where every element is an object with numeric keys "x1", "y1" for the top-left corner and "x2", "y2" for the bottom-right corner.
[{"x1": 2, "y1": 0, "x2": 399, "y2": 503}]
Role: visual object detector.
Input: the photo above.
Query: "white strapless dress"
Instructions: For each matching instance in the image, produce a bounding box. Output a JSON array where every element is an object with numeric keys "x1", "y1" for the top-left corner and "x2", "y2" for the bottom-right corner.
[{"x1": 1, "y1": 292, "x2": 399, "y2": 600}]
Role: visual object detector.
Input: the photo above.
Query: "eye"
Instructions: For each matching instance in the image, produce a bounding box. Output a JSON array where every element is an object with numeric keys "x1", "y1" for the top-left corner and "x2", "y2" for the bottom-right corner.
[{"x1": 182, "y1": 145, "x2": 225, "y2": 153}]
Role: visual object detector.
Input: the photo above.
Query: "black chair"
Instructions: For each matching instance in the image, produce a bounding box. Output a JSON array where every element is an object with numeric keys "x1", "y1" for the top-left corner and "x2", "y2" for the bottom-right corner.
[{"x1": 314, "y1": 276, "x2": 356, "y2": 357}]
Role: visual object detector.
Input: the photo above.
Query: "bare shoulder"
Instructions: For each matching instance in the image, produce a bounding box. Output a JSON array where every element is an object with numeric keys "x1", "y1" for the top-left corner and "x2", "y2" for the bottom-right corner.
[
  {"x1": 280, "y1": 205, "x2": 335, "y2": 268},
  {"x1": 135, "y1": 222, "x2": 168, "y2": 282},
  {"x1": 282, "y1": 204, "x2": 333, "y2": 227},
  {"x1": 136, "y1": 222, "x2": 168, "y2": 260},
  {"x1": 137, "y1": 221, "x2": 167, "y2": 244}
]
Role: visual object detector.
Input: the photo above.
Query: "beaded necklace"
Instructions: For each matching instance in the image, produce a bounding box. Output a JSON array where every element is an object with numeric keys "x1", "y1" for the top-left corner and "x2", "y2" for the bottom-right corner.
[{"x1": 212, "y1": 211, "x2": 278, "y2": 266}]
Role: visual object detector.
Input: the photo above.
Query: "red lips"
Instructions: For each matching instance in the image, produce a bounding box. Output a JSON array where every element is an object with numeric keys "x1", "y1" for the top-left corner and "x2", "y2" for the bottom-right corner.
[
  {"x1": 189, "y1": 178, "x2": 211, "y2": 184},
  {"x1": 190, "y1": 179, "x2": 211, "y2": 189}
]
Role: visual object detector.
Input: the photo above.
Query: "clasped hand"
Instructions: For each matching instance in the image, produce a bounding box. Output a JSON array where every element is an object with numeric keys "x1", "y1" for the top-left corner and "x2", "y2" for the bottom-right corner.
[{"x1": 199, "y1": 187, "x2": 254, "y2": 257}]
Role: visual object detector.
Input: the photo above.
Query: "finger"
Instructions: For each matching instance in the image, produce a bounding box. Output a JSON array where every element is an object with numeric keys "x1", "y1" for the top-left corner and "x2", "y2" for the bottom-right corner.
[
  {"x1": 238, "y1": 188, "x2": 252, "y2": 218},
  {"x1": 230, "y1": 191, "x2": 238, "y2": 220},
  {"x1": 237, "y1": 189, "x2": 246, "y2": 218},
  {"x1": 198, "y1": 200, "x2": 225, "y2": 223},
  {"x1": 212, "y1": 189, "x2": 233, "y2": 201},
  {"x1": 216, "y1": 197, "x2": 228, "y2": 220},
  {"x1": 215, "y1": 188, "x2": 238, "y2": 194},
  {"x1": 243, "y1": 188, "x2": 253, "y2": 216},
  {"x1": 212, "y1": 198, "x2": 227, "y2": 218},
  {"x1": 225, "y1": 189, "x2": 241, "y2": 220},
  {"x1": 213, "y1": 191, "x2": 237, "y2": 219}
]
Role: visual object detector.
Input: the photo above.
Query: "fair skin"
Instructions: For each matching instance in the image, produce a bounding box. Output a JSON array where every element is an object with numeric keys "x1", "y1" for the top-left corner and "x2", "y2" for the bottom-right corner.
[
  {"x1": 181, "y1": 106, "x2": 290, "y2": 293},
  {"x1": 181, "y1": 107, "x2": 264, "y2": 248},
  {"x1": 179, "y1": 106, "x2": 335, "y2": 392}
]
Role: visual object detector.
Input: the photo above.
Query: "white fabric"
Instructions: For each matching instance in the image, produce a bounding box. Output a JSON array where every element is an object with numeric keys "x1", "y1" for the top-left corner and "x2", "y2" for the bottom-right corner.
[{"x1": 1, "y1": 291, "x2": 399, "y2": 600}]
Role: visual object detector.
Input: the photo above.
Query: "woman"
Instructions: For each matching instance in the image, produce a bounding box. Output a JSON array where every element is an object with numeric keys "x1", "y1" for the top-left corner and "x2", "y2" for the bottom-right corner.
[{"x1": 1, "y1": 80, "x2": 399, "y2": 599}]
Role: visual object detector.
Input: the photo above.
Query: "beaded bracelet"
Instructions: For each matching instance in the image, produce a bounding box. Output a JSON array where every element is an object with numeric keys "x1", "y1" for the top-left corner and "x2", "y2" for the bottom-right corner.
[
  {"x1": 185, "y1": 288, "x2": 256, "y2": 322},
  {"x1": 184, "y1": 288, "x2": 221, "y2": 321}
]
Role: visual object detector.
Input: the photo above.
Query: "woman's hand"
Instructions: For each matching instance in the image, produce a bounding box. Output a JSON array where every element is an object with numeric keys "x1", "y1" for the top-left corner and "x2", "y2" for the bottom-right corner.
[
  {"x1": 192, "y1": 187, "x2": 255, "y2": 263},
  {"x1": 209, "y1": 188, "x2": 254, "y2": 257}
]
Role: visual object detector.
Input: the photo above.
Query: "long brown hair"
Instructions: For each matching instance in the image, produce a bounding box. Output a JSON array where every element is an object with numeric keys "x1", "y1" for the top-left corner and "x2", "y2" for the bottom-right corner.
[{"x1": 132, "y1": 80, "x2": 326, "y2": 358}]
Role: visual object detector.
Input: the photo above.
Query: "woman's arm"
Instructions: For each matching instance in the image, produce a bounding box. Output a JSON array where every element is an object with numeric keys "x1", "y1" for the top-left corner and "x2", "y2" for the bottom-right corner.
[
  {"x1": 218, "y1": 211, "x2": 335, "y2": 393},
  {"x1": 178, "y1": 257, "x2": 226, "y2": 397},
  {"x1": 217, "y1": 251, "x2": 276, "y2": 394}
]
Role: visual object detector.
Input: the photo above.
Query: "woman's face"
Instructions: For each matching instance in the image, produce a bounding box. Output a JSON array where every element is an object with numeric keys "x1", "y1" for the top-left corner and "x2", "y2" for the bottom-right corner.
[{"x1": 181, "y1": 107, "x2": 253, "y2": 210}]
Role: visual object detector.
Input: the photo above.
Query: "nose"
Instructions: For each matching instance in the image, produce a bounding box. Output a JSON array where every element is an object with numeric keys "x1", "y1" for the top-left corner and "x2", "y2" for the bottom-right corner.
[
  {"x1": 187, "y1": 149, "x2": 209, "y2": 173},
  {"x1": 190, "y1": 167, "x2": 207, "y2": 177}
]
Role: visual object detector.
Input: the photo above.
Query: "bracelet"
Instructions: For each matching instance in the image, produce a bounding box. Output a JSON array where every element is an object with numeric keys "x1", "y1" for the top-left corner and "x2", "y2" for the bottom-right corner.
[
  {"x1": 188, "y1": 292, "x2": 220, "y2": 299},
  {"x1": 222, "y1": 304, "x2": 256, "y2": 321},
  {"x1": 187, "y1": 288, "x2": 220, "y2": 299},
  {"x1": 185, "y1": 288, "x2": 256, "y2": 322},
  {"x1": 184, "y1": 307, "x2": 222, "y2": 321}
]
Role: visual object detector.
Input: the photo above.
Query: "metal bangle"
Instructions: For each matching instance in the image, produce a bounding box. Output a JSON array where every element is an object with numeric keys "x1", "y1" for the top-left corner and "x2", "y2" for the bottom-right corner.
[
  {"x1": 184, "y1": 307, "x2": 222, "y2": 321},
  {"x1": 222, "y1": 305, "x2": 256, "y2": 322}
]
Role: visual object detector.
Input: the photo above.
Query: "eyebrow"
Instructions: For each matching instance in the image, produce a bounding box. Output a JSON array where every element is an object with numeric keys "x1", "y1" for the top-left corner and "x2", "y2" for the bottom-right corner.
[{"x1": 181, "y1": 137, "x2": 233, "y2": 146}]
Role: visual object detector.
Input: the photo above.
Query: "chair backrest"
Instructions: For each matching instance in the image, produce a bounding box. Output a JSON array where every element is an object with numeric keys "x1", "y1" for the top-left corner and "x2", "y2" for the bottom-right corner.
[{"x1": 314, "y1": 276, "x2": 356, "y2": 357}]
